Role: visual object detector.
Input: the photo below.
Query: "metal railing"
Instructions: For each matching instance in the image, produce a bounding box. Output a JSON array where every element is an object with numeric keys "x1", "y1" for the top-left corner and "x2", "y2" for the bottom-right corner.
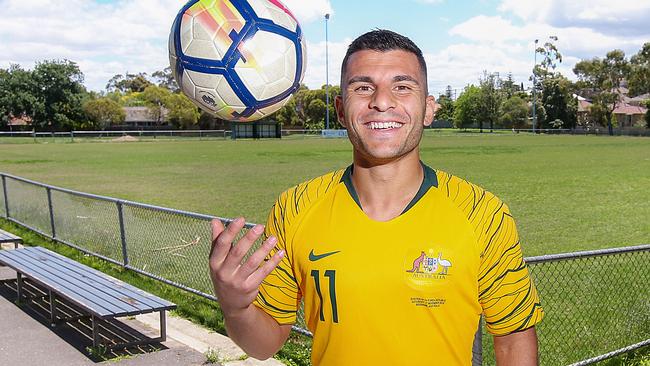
[{"x1": 0, "y1": 172, "x2": 648, "y2": 365}]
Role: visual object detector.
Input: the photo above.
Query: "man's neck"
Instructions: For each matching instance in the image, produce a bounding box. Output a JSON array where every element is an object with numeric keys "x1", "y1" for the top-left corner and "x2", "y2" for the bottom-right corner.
[{"x1": 351, "y1": 152, "x2": 424, "y2": 222}]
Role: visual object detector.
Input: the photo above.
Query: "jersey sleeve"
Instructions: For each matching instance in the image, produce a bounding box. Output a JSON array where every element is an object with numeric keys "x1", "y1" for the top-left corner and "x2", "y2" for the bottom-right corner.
[
  {"x1": 253, "y1": 190, "x2": 301, "y2": 325},
  {"x1": 477, "y1": 201, "x2": 544, "y2": 335}
]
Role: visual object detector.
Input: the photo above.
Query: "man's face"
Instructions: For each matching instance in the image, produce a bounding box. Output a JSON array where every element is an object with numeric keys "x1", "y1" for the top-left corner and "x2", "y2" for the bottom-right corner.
[{"x1": 335, "y1": 49, "x2": 435, "y2": 164}]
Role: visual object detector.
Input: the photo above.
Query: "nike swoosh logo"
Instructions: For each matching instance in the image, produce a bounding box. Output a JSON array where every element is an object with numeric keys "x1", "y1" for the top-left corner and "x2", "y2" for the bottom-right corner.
[{"x1": 309, "y1": 249, "x2": 340, "y2": 261}]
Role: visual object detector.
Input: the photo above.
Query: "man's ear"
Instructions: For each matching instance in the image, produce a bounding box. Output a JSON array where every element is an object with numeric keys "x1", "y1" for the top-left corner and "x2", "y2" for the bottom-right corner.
[
  {"x1": 424, "y1": 95, "x2": 436, "y2": 127},
  {"x1": 335, "y1": 95, "x2": 347, "y2": 128}
]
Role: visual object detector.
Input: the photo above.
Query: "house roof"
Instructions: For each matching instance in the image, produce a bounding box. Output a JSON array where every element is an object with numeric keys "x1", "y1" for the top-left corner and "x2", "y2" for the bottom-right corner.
[
  {"x1": 123, "y1": 106, "x2": 169, "y2": 122},
  {"x1": 614, "y1": 103, "x2": 647, "y2": 115},
  {"x1": 577, "y1": 100, "x2": 592, "y2": 113},
  {"x1": 8, "y1": 116, "x2": 32, "y2": 126},
  {"x1": 624, "y1": 93, "x2": 650, "y2": 106}
]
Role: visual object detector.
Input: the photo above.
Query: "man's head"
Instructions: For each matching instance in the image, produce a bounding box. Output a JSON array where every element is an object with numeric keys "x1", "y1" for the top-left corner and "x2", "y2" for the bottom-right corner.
[
  {"x1": 340, "y1": 29, "x2": 428, "y2": 92},
  {"x1": 335, "y1": 30, "x2": 435, "y2": 165}
]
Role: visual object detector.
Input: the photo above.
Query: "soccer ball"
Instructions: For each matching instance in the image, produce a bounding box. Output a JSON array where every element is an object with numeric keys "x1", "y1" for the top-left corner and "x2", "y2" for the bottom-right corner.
[{"x1": 169, "y1": 0, "x2": 306, "y2": 122}]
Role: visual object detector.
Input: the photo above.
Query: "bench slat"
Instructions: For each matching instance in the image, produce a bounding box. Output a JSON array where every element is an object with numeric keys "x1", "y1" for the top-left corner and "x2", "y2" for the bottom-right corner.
[
  {"x1": 0, "y1": 229, "x2": 22, "y2": 243},
  {"x1": 0, "y1": 250, "x2": 138, "y2": 316},
  {"x1": 0, "y1": 247, "x2": 175, "y2": 318},
  {"x1": 30, "y1": 247, "x2": 173, "y2": 310}
]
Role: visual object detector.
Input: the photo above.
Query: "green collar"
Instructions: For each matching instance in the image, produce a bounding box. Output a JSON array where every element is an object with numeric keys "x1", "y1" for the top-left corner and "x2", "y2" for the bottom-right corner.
[{"x1": 340, "y1": 162, "x2": 438, "y2": 215}]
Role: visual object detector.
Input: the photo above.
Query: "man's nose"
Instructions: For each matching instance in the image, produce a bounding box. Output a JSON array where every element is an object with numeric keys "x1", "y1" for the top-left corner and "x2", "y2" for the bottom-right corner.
[{"x1": 369, "y1": 86, "x2": 396, "y2": 111}]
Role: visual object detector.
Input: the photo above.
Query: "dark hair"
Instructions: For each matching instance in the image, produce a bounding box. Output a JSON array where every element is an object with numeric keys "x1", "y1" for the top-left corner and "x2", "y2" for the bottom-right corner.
[{"x1": 340, "y1": 29, "x2": 428, "y2": 88}]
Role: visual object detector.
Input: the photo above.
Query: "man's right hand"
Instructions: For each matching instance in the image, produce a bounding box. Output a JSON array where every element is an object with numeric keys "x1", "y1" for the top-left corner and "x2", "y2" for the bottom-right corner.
[
  {"x1": 208, "y1": 217, "x2": 291, "y2": 359},
  {"x1": 209, "y1": 217, "x2": 285, "y2": 318}
]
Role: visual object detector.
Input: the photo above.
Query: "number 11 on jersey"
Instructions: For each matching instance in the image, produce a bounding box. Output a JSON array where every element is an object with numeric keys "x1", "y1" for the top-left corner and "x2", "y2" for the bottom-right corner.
[{"x1": 310, "y1": 270, "x2": 339, "y2": 323}]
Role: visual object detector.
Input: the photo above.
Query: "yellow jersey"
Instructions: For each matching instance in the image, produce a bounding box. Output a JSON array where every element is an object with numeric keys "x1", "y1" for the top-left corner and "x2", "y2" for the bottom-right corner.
[{"x1": 254, "y1": 163, "x2": 544, "y2": 365}]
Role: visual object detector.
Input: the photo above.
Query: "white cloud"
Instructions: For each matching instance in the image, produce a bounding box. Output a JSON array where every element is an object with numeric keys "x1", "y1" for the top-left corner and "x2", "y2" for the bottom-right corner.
[
  {"x1": 303, "y1": 39, "x2": 351, "y2": 89},
  {"x1": 424, "y1": 43, "x2": 533, "y2": 96},
  {"x1": 0, "y1": 0, "x2": 333, "y2": 91},
  {"x1": 281, "y1": 0, "x2": 333, "y2": 23},
  {"x1": 439, "y1": 6, "x2": 650, "y2": 93},
  {"x1": 498, "y1": 0, "x2": 650, "y2": 36}
]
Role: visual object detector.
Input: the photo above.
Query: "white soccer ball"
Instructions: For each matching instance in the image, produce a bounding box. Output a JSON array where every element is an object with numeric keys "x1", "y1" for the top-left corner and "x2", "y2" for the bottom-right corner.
[{"x1": 169, "y1": 0, "x2": 306, "y2": 122}]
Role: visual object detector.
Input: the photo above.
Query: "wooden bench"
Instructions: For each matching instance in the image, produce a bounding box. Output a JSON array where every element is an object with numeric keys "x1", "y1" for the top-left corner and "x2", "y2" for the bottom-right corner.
[
  {"x1": 0, "y1": 246, "x2": 176, "y2": 349},
  {"x1": 0, "y1": 228, "x2": 22, "y2": 249}
]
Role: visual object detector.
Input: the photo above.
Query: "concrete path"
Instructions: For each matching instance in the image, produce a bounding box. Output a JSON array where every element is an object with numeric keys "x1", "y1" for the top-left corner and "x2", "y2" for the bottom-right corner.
[{"x1": 0, "y1": 263, "x2": 285, "y2": 366}]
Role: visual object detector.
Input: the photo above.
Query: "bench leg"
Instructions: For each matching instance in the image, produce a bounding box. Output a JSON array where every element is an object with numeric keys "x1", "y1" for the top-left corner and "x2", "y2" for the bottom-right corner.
[
  {"x1": 16, "y1": 272, "x2": 22, "y2": 303},
  {"x1": 49, "y1": 290, "x2": 57, "y2": 326},
  {"x1": 160, "y1": 310, "x2": 166, "y2": 342},
  {"x1": 92, "y1": 315, "x2": 100, "y2": 348}
]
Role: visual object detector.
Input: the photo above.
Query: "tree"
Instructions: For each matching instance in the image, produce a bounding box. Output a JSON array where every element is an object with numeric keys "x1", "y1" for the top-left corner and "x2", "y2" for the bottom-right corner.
[
  {"x1": 453, "y1": 85, "x2": 481, "y2": 129},
  {"x1": 540, "y1": 75, "x2": 577, "y2": 129},
  {"x1": 141, "y1": 85, "x2": 172, "y2": 125},
  {"x1": 645, "y1": 101, "x2": 650, "y2": 129},
  {"x1": 305, "y1": 98, "x2": 326, "y2": 130},
  {"x1": 0, "y1": 64, "x2": 41, "y2": 126},
  {"x1": 292, "y1": 85, "x2": 339, "y2": 129},
  {"x1": 106, "y1": 72, "x2": 153, "y2": 93},
  {"x1": 31, "y1": 59, "x2": 87, "y2": 131},
  {"x1": 152, "y1": 67, "x2": 179, "y2": 93},
  {"x1": 83, "y1": 97, "x2": 125, "y2": 130},
  {"x1": 478, "y1": 71, "x2": 503, "y2": 132},
  {"x1": 166, "y1": 93, "x2": 200, "y2": 128},
  {"x1": 628, "y1": 42, "x2": 650, "y2": 97},
  {"x1": 501, "y1": 73, "x2": 520, "y2": 99},
  {"x1": 574, "y1": 50, "x2": 630, "y2": 135},
  {"x1": 274, "y1": 98, "x2": 298, "y2": 126},
  {"x1": 435, "y1": 95, "x2": 454, "y2": 122},
  {"x1": 533, "y1": 36, "x2": 575, "y2": 130},
  {"x1": 500, "y1": 96, "x2": 528, "y2": 129}
]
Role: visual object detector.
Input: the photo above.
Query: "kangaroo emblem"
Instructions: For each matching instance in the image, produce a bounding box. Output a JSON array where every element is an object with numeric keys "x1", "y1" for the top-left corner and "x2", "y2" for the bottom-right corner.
[{"x1": 406, "y1": 251, "x2": 426, "y2": 273}]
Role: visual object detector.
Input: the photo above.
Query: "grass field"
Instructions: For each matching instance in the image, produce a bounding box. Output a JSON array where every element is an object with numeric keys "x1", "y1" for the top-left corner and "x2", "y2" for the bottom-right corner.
[
  {"x1": 1, "y1": 132, "x2": 648, "y2": 256},
  {"x1": 1, "y1": 132, "x2": 649, "y2": 365}
]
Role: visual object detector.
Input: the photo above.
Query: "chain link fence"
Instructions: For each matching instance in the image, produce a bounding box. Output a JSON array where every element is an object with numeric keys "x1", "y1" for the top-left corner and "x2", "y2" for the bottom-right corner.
[{"x1": 1, "y1": 172, "x2": 648, "y2": 364}]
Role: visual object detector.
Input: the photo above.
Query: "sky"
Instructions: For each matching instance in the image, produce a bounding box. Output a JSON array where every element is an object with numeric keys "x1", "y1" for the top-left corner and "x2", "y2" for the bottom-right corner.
[{"x1": 1, "y1": 0, "x2": 649, "y2": 97}]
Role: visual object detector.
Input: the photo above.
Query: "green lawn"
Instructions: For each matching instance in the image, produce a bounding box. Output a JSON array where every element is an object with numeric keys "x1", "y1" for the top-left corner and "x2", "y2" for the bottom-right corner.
[
  {"x1": 1, "y1": 132, "x2": 649, "y2": 365},
  {"x1": 1, "y1": 132, "x2": 648, "y2": 256}
]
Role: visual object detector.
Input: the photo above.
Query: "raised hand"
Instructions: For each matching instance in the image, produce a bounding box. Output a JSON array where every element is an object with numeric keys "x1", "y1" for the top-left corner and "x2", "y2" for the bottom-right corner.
[{"x1": 209, "y1": 217, "x2": 285, "y2": 318}]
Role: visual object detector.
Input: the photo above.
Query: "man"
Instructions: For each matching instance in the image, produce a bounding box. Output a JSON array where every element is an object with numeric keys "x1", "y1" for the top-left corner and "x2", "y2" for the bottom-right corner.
[{"x1": 209, "y1": 29, "x2": 544, "y2": 365}]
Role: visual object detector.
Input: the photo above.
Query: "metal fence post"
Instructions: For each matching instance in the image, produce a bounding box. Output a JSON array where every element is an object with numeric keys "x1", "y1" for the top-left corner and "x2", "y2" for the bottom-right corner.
[
  {"x1": 472, "y1": 319, "x2": 483, "y2": 366},
  {"x1": 116, "y1": 201, "x2": 129, "y2": 267},
  {"x1": 46, "y1": 187, "x2": 56, "y2": 238},
  {"x1": 2, "y1": 175, "x2": 9, "y2": 218}
]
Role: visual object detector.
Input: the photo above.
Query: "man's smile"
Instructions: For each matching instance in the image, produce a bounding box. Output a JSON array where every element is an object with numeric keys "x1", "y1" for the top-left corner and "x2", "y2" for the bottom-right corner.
[{"x1": 365, "y1": 121, "x2": 404, "y2": 130}]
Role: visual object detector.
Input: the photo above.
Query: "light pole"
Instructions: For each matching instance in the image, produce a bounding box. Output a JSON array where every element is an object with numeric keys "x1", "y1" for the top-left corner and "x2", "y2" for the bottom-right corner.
[
  {"x1": 532, "y1": 39, "x2": 538, "y2": 133},
  {"x1": 325, "y1": 13, "x2": 330, "y2": 130}
]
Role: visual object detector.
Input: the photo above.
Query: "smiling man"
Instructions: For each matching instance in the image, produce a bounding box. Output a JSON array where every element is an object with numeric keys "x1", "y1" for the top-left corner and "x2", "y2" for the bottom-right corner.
[{"x1": 209, "y1": 29, "x2": 544, "y2": 365}]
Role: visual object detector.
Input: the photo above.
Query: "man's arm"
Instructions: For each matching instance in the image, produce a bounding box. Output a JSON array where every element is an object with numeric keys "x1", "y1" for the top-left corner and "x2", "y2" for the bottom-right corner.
[
  {"x1": 209, "y1": 217, "x2": 292, "y2": 360},
  {"x1": 493, "y1": 327, "x2": 539, "y2": 366}
]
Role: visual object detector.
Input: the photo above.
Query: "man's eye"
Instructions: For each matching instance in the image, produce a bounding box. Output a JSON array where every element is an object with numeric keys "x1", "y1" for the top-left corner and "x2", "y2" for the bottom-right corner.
[
  {"x1": 354, "y1": 85, "x2": 373, "y2": 93},
  {"x1": 395, "y1": 85, "x2": 412, "y2": 91}
]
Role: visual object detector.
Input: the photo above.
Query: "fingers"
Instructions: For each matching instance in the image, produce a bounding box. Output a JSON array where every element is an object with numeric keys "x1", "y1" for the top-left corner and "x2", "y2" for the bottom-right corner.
[
  {"x1": 246, "y1": 247, "x2": 285, "y2": 288},
  {"x1": 237, "y1": 235, "x2": 278, "y2": 279},
  {"x1": 209, "y1": 218, "x2": 225, "y2": 257},
  {"x1": 209, "y1": 217, "x2": 245, "y2": 267},
  {"x1": 221, "y1": 222, "x2": 265, "y2": 272}
]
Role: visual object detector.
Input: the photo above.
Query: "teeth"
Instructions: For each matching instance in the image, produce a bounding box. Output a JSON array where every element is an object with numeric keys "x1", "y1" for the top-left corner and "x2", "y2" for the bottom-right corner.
[{"x1": 369, "y1": 122, "x2": 401, "y2": 129}]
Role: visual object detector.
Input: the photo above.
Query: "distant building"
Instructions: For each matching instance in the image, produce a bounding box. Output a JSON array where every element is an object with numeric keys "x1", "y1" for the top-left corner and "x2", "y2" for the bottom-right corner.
[
  {"x1": 7, "y1": 115, "x2": 32, "y2": 131},
  {"x1": 123, "y1": 106, "x2": 169, "y2": 128},
  {"x1": 9, "y1": 115, "x2": 32, "y2": 126},
  {"x1": 624, "y1": 93, "x2": 650, "y2": 107},
  {"x1": 613, "y1": 103, "x2": 647, "y2": 127},
  {"x1": 576, "y1": 98, "x2": 647, "y2": 128}
]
